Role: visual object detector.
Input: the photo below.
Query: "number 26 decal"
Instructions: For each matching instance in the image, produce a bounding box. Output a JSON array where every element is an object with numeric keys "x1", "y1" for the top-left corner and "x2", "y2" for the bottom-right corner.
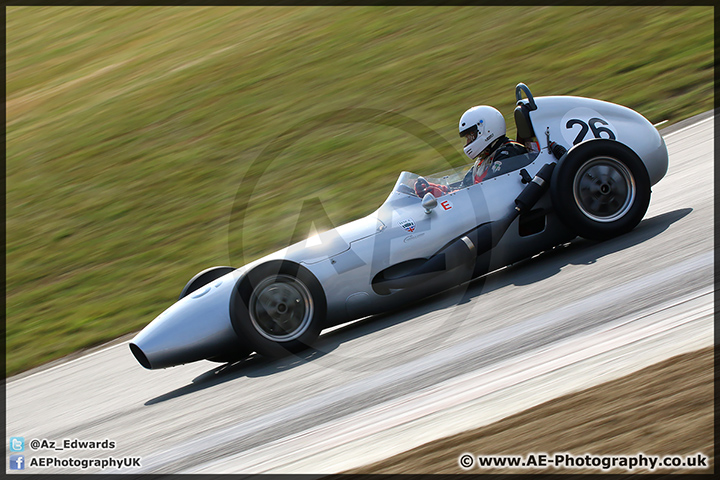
[{"x1": 566, "y1": 117, "x2": 616, "y2": 145}]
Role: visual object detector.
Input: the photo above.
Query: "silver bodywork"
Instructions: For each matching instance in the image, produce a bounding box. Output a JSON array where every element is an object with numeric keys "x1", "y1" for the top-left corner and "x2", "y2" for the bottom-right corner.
[
  {"x1": 130, "y1": 91, "x2": 668, "y2": 370},
  {"x1": 529, "y1": 95, "x2": 668, "y2": 184}
]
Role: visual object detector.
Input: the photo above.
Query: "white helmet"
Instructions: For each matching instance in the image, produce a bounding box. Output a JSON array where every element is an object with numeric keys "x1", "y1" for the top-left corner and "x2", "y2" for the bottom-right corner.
[{"x1": 458, "y1": 106, "x2": 506, "y2": 160}]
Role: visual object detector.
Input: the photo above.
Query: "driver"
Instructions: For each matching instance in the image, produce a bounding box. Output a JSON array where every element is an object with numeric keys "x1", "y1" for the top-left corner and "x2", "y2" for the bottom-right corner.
[{"x1": 459, "y1": 106, "x2": 527, "y2": 185}]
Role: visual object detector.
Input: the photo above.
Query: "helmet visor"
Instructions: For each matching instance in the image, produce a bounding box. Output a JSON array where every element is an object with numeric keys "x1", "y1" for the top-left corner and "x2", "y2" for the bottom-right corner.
[{"x1": 460, "y1": 125, "x2": 478, "y2": 146}]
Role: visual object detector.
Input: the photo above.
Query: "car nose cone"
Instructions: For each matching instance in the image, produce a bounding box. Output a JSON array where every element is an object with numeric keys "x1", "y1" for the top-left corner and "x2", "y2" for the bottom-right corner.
[{"x1": 129, "y1": 273, "x2": 241, "y2": 369}]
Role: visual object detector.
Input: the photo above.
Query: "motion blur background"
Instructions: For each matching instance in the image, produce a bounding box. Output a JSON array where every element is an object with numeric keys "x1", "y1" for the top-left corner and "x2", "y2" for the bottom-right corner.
[{"x1": 5, "y1": 6, "x2": 713, "y2": 376}]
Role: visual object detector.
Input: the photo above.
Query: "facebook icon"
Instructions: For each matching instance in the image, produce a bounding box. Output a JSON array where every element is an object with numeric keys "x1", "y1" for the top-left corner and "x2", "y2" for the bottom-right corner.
[{"x1": 10, "y1": 455, "x2": 25, "y2": 470}]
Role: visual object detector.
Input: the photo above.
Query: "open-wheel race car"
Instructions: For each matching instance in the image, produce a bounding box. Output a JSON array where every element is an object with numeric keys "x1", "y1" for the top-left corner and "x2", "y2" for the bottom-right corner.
[{"x1": 130, "y1": 83, "x2": 668, "y2": 370}]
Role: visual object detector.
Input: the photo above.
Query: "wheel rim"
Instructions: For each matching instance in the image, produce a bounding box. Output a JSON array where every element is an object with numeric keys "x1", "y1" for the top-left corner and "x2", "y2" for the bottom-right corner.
[
  {"x1": 573, "y1": 156, "x2": 636, "y2": 223},
  {"x1": 249, "y1": 274, "x2": 314, "y2": 342}
]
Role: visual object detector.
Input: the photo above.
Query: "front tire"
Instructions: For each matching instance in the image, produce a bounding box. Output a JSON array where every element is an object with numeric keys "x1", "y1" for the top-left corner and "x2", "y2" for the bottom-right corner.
[
  {"x1": 230, "y1": 261, "x2": 326, "y2": 358},
  {"x1": 551, "y1": 139, "x2": 651, "y2": 241}
]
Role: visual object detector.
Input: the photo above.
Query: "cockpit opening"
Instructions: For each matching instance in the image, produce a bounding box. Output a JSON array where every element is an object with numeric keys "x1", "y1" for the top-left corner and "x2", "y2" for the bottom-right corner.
[{"x1": 390, "y1": 152, "x2": 539, "y2": 201}]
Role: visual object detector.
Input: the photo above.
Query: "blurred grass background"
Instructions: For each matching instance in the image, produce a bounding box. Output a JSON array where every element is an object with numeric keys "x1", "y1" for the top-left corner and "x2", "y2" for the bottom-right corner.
[{"x1": 5, "y1": 6, "x2": 713, "y2": 376}]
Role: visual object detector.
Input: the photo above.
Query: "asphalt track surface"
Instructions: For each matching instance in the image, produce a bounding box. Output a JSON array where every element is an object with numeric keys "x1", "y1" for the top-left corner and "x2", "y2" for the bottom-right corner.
[{"x1": 6, "y1": 112, "x2": 714, "y2": 474}]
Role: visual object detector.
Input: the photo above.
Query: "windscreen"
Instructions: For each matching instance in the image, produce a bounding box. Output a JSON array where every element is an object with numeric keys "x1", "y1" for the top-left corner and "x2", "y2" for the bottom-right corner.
[{"x1": 391, "y1": 165, "x2": 471, "y2": 198}]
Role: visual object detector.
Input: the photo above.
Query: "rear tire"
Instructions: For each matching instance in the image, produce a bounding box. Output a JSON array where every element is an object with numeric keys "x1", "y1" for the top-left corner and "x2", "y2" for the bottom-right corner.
[
  {"x1": 551, "y1": 139, "x2": 651, "y2": 241},
  {"x1": 230, "y1": 261, "x2": 326, "y2": 358}
]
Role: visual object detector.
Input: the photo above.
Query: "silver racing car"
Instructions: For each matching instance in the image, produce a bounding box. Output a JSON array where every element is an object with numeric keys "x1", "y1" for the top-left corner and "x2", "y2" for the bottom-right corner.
[{"x1": 130, "y1": 83, "x2": 668, "y2": 370}]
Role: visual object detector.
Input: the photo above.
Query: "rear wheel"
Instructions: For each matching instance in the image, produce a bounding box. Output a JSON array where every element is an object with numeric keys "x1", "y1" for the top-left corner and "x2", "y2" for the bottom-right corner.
[
  {"x1": 230, "y1": 261, "x2": 326, "y2": 358},
  {"x1": 551, "y1": 139, "x2": 651, "y2": 241}
]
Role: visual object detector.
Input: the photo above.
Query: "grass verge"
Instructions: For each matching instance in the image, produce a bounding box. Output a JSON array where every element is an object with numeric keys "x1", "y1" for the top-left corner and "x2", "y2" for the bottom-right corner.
[{"x1": 6, "y1": 6, "x2": 714, "y2": 375}]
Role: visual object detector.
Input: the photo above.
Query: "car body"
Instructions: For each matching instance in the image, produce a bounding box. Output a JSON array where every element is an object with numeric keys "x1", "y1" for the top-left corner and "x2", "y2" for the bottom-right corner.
[{"x1": 130, "y1": 83, "x2": 668, "y2": 370}]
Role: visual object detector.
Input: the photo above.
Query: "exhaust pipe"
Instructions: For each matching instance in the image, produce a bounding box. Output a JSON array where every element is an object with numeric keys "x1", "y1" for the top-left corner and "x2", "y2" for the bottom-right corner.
[{"x1": 515, "y1": 162, "x2": 555, "y2": 214}]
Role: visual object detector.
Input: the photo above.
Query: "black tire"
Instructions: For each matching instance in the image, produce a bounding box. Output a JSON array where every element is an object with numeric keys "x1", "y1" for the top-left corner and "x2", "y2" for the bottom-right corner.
[
  {"x1": 230, "y1": 261, "x2": 326, "y2": 358},
  {"x1": 179, "y1": 266, "x2": 236, "y2": 300},
  {"x1": 550, "y1": 139, "x2": 651, "y2": 241}
]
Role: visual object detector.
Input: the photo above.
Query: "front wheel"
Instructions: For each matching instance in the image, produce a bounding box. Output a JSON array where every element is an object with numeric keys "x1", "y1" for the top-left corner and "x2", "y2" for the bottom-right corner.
[
  {"x1": 551, "y1": 139, "x2": 651, "y2": 241},
  {"x1": 230, "y1": 261, "x2": 326, "y2": 358}
]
